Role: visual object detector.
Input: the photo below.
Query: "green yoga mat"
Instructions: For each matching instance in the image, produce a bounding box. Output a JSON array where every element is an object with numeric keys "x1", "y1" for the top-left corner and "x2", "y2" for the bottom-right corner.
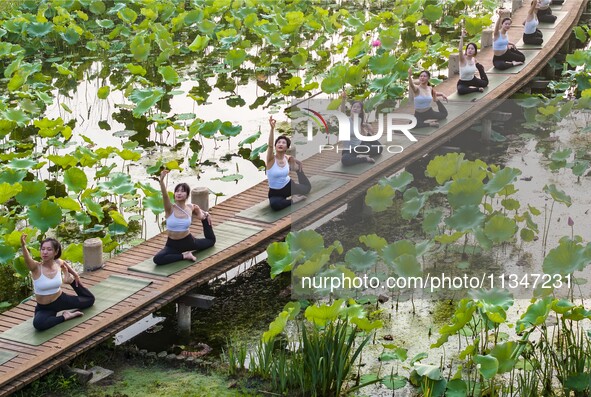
[
  {"x1": 487, "y1": 49, "x2": 541, "y2": 74},
  {"x1": 410, "y1": 102, "x2": 474, "y2": 136},
  {"x1": 236, "y1": 175, "x2": 348, "y2": 223},
  {"x1": 448, "y1": 74, "x2": 510, "y2": 102},
  {"x1": 0, "y1": 275, "x2": 152, "y2": 346},
  {"x1": 0, "y1": 350, "x2": 16, "y2": 365},
  {"x1": 129, "y1": 221, "x2": 263, "y2": 276},
  {"x1": 516, "y1": 29, "x2": 556, "y2": 49}
]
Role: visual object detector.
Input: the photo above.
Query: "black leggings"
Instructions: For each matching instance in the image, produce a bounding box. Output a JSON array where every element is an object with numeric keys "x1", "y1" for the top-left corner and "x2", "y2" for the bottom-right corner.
[
  {"x1": 341, "y1": 143, "x2": 383, "y2": 166},
  {"x1": 457, "y1": 63, "x2": 489, "y2": 95},
  {"x1": 523, "y1": 30, "x2": 543, "y2": 45},
  {"x1": 414, "y1": 101, "x2": 448, "y2": 128},
  {"x1": 34, "y1": 283, "x2": 95, "y2": 331},
  {"x1": 153, "y1": 219, "x2": 216, "y2": 265},
  {"x1": 268, "y1": 171, "x2": 312, "y2": 211},
  {"x1": 537, "y1": 7, "x2": 557, "y2": 23},
  {"x1": 493, "y1": 48, "x2": 526, "y2": 70}
]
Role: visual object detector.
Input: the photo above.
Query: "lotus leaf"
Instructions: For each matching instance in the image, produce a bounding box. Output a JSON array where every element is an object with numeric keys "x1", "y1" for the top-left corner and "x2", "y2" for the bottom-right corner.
[
  {"x1": 345, "y1": 247, "x2": 378, "y2": 271},
  {"x1": 184, "y1": 9, "x2": 204, "y2": 25},
  {"x1": 267, "y1": 241, "x2": 295, "y2": 278},
  {"x1": 483, "y1": 214, "x2": 516, "y2": 244},
  {"x1": 369, "y1": 53, "x2": 396, "y2": 75},
  {"x1": 380, "y1": 346, "x2": 408, "y2": 362},
  {"x1": 143, "y1": 194, "x2": 163, "y2": 215},
  {"x1": 382, "y1": 239, "x2": 415, "y2": 264},
  {"x1": 0, "y1": 182, "x2": 22, "y2": 204},
  {"x1": 351, "y1": 317, "x2": 383, "y2": 331},
  {"x1": 117, "y1": 149, "x2": 141, "y2": 161},
  {"x1": 359, "y1": 234, "x2": 387, "y2": 252},
  {"x1": 304, "y1": 299, "x2": 344, "y2": 327},
  {"x1": 520, "y1": 228, "x2": 535, "y2": 242},
  {"x1": 402, "y1": 187, "x2": 427, "y2": 220},
  {"x1": 414, "y1": 363, "x2": 443, "y2": 380},
  {"x1": 89, "y1": 0, "x2": 106, "y2": 14},
  {"x1": 262, "y1": 310, "x2": 289, "y2": 342},
  {"x1": 365, "y1": 184, "x2": 394, "y2": 212},
  {"x1": 448, "y1": 178, "x2": 484, "y2": 209},
  {"x1": 108, "y1": 210, "x2": 128, "y2": 227},
  {"x1": 219, "y1": 122, "x2": 242, "y2": 137},
  {"x1": 432, "y1": 299, "x2": 477, "y2": 347},
  {"x1": 63, "y1": 167, "x2": 88, "y2": 193},
  {"x1": 158, "y1": 65, "x2": 179, "y2": 85},
  {"x1": 118, "y1": 7, "x2": 137, "y2": 24},
  {"x1": 15, "y1": 181, "x2": 46, "y2": 206},
  {"x1": 61, "y1": 28, "x2": 80, "y2": 45},
  {"x1": 54, "y1": 197, "x2": 82, "y2": 212},
  {"x1": 188, "y1": 35, "x2": 209, "y2": 52},
  {"x1": 501, "y1": 198, "x2": 520, "y2": 211},
  {"x1": 225, "y1": 49, "x2": 246, "y2": 68},
  {"x1": 99, "y1": 173, "x2": 135, "y2": 195},
  {"x1": 571, "y1": 160, "x2": 589, "y2": 177},
  {"x1": 543, "y1": 184, "x2": 572, "y2": 207},
  {"x1": 543, "y1": 238, "x2": 587, "y2": 275},
  {"x1": 423, "y1": 5, "x2": 443, "y2": 22},
  {"x1": 445, "y1": 205, "x2": 484, "y2": 232},
  {"x1": 515, "y1": 296, "x2": 553, "y2": 332},
  {"x1": 129, "y1": 87, "x2": 165, "y2": 117},
  {"x1": 130, "y1": 34, "x2": 151, "y2": 62},
  {"x1": 3, "y1": 109, "x2": 30, "y2": 126},
  {"x1": 456, "y1": 159, "x2": 487, "y2": 181},
  {"x1": 422, "y1": 208, "x2": 443, "y2": 235},
  {"x1": 126, "y1": 63, "x2": 147, "y2": 76},
  {"x1": 97, "y1": 86, "x2": 110, "y2": 99},
  {"x1": 392, "y1": 254, "x2": 422, "y2": 278},
  {"x1": 238, "y1": 131, "x2": 261, "y2": 146},
  {"x1": 0, "y1": 244, "x2": 16, "y2": 265},
  {"x1": 445, "y1": 379, "x2": 468, "y2": 397},
  {"x1": 28, "y1": 200, "x2": 62, "y2": 233},
  {"x1": 474, "y1": 355, "x2": 498, "y2": 379},
  {"x1": 62, "y1": 243, "x2": 83, "y2": 263},
  {"x1": 426, "y1": 153, "x2": 465, "y2": 185},
  {"x1": 286, "y1": 230, "x2": 324, "y2": 260},
  {"x1": 26, "y1": 22, "x2": 53, "y2": 37}
]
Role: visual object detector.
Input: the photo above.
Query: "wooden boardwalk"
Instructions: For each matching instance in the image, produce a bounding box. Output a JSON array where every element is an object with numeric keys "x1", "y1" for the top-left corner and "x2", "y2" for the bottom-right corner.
[{"x1": 0, "y1": 0, "x2": 587, "y2": 394}]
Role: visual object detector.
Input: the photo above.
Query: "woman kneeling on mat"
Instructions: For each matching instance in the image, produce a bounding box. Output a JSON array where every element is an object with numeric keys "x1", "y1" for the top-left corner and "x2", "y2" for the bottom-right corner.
[
  {"x1": 153, "y1": 170, "x2": 215, "y2": 265},
  {"x1": 493, "y1": 11, "x2": 526, "y2": 70},
  {"x1": 523, "y1": 0, "x2": 544, "y2": 45},
  {"x1": 20, "y1": 235, "x2": 95, "y2": 331},
  {"x1": 457, "y1": 29, "x2": 489, "y2": 95},
  {"x1": 339, "y1": 91, "x2": 382, "y2": 165},
  {"x1": 537, "y1": 0, "x2": 557, "y2": 23},
  {"x1": 266, "y1": 116, "x2": 311, "y2": 211},
  {"x1": 408, "y1": 68, "x2": 448, "y2": 128}
]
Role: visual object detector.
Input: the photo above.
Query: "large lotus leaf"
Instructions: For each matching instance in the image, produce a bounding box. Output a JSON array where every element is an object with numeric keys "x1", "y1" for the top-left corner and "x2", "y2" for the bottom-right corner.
[
  {"x1": 54, "y1": 197, "x2": 82, "y2": 212},
  {"x1": 109, "y1": 210, "x2": 128, "y2": 227},
  {"x1": 130, "y1": 34, "x2": 151, "y2": 62},
  {"x1": 543, "y1": 184, "x2": 572, "y2": 207},
  {"x1": 287, "y1": 230, "x2": 324, "y2": 259},
  {"x1": 225, "y1": 49, "x2": 246, "y2": 68},
  {"x1": 484, "y1": 214, "x2": 516, "y2": 244},
  {"x1": 473, "y1": 227, "x2": 493, "y2": 250},
  {"x1": 28, "y1": 200, "x2": 62, "y2": 233},
  {"x1": 82, "y1": 198, "x2": 104, "y2": 222},
  {"x1": 381, "y1": 171, "x2": 413, "y2": 192},
  {"x1": 393, "y1": 254, "x2": 422, "y2": 278},
  {"x1": 351, "y1": 317, "x2": 383, "y2": 332},
  {"x1": 365, "y1": 184, "x2": 394, "y2": 212},
  {"x1": 117, "y1": 149, "x2": 141, "y2": 161},
  {"x1": 27, "y1": 22, "x2": 53, "y2": 37},
  {"x1": 0, "y1": 244, "x2": 16, "y2": 265},
  {"x1": 321, "y1": 75, "x2": 343, "y2": 94},
  {"x1": 63, "y1": 167, "x2": 88, "y2": 193},
  {"x1": 62, "y1": 243, "x2": 83, "y2": 263},
  {"x1": 422, "y1": 208, "x2": 443, "y2": 235},
  {"x1": 219, "y1": 121, "x2": 242, "y2": 137},
  {"x1": 489, "y1": 341, "x2": 519, "y2": 374},
  {"x1": 143, "y1": 194, "x2": 164, "y2": 215},
  {"x1": 0, "y1": 182, "x2": 22, "y2": 204},
  {"x1": 359, "y1": 234, "x2": 387, "y2": 252},
  {"x1": 340, "y1": 303, "x2": 366, "y2": 320},
  {"x1": 423, "y1": 5, "x2": 443, "y2": 22},
  {"x1": 414, "y1": 364, "x2": 443, "y2": 381},
  {"x1": 3, "y1": 109, "x2": 30, "y2": 126},
  {"x1": 456, "y1": 159, "x2": 488, "y2": 181},
  {"x1": 198, "y1": 119, "x2": 222, "y2": 138},
  {"x1": 572, "y1": 160, "x2": 590, "y2": 177},
  {"x1": 267, "y1": 241, "x2": 294, "y2": 278},
  {"x1": 118, "y1": 7, "x2": 137, "y2": 23},
  {"x1": 97, "y1": 86, "x2": 110, "y2": 99},
  {"x1": 262, "y1": 310, "x2": 289, "y2": 342},
  {"x1": 448, "y1": 178, "x2": 484, "y2": 209},
  {"x1": 516, "y1": 296, "x2": 553, "y2": 332},
  {"x1": 129, "y1": 87, "x2": 165, "y2": 117},
  {"x1": 474, "y1": 355, "x2": 498, "y2": 380},
  {"x1": 426, "y1": 153, "x2": 465, "y2": 185},
  {"x1": 304, "y1": 299, "x2": 344, "y2": 327},
  {"x1": 445, "y1": 379, "x2": 468, "y2": 397},
  {"x1": 0, "y1": 169, "x2": 26, "y2": 184},
  {"x1": 380, "y1": 346, "x2": 408, "y2": 362},
  {"x1": 184, "y1": 9, "x2": 204, "y2": 25},
  {"x1": 89, "y1": 0, "x2": 106, "y2": 14},
  {"x1": 469, "y1": 288, "x2": 514, "y2": 311},
  {"x1": 401, "y1": 188, "x2": 427, "y2": 220},
  {"x1": 434, "y1": 231, "x2": 465, "y2": 244},
  {"x1": 382, "y1": 240, "x2": 415, "y2": 264},
  {"x1": 445, "y1": 205, "x2": 484, "y2": 232},
  {"x1": 293, "y1": 253, "x2": 330, "y2": 278},
  {"x1": 158, "y1": 65, "x2": 179, "y2": 85},
  {"x1": 15, "y1": 181, "x2": 46, "y2": 206},
  {"x1": 484, "y1": 167, "x2": 522, "y2": 196},
  {"x1": 345, "y1": 247, "x2": 378, "y2": 271},
  {"x1": 60, "y1": 28, "x2": 80, "y2": 45},
  {"x1": 368, "y1": 53, "x2": 396, "y2": 75},
  {"x1": 99, "y1": 172, "x2": 135, "y2": 195},
  {"x1": 126, "y1": 63, "x2": 146, "y2": 76},
  {"x1": 543, "y1": 239, "x2": 587, "y2": 275}
]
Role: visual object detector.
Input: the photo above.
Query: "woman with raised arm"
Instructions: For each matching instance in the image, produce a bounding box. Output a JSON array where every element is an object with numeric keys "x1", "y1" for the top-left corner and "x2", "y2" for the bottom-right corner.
[
  {"x1": 266, "y1": 116, "x2": 311, "y2": 211},
  {"x1": 408, "y1": 68, "x2": 448, "y2": 128},
  {"x1": 153, "y1": 170, "x2": 215, "y2": 265},
  {"x1": 457, "y1": 29, "x2": 489, "y2": 95},
  {"x1": 339, "y1": 91, "x2": 381, "y2": 165},
  {"x1": 20, "y1": 235, "x2": 95, "y2": 331},
  {"x1": 537, "y1": 0, "x2": 557, "y2": 23},
  {"x1": 523, "y1": 0, "x2": 544, "y2": 45},
  {"x1": 492, "y1": 10, "x2": 526, "y2": 70}
]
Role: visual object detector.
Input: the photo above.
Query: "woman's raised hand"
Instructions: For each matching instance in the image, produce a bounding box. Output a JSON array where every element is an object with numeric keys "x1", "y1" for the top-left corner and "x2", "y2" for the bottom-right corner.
[
  {"x1": 269, "y1": 116, "x2": 276, "y2": 130},
  {"x1": 20, "y1": 234, "x2": 27, "y2": 246},
  {"x1": 160, "y1": 169, "x2": 169, "y2": 182}
]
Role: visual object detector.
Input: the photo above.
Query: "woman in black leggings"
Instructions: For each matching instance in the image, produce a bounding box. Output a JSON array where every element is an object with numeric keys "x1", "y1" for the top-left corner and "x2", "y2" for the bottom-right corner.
[
  {"x1": 492, "y1": 10, "x2": 526, "y2": 70},
  {"x1": 153, "y1": 170, "x2": 215, "y2": 265},
  {"x1": 20, "y1": 235, "x2": 95, "y2": 331},
  {"x1": 457, "y1": 29, "x2": 488, "y2": 95}
]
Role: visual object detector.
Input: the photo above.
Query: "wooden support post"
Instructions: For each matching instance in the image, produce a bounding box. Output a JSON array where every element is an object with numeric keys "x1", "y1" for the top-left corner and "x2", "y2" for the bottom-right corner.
[
  {"x1": 176, "y1": 294, "x2": 215, "y2": 334},
  {"x1": 448, "y1": 53, "x2": 460, "y2": 77},
  {"x1": 481, "y1": 119, "x2": 493, "y2": 142},
  {"x1": 481, "y1": 30, "x2": 493, "y2": 48},
  {"x1": 177, "y1": 303, "x2": 192, "y2": 335},
  {"x1": 191, "y1": 187, "x2": 209, "y2": 212},
  {"x1": 83, "y1": 238, "x2": 103, "y2": 272}
]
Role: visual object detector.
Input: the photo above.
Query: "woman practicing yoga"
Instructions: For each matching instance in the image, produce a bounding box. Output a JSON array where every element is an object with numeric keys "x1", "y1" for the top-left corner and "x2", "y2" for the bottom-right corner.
[
  {"x1": 537, "y1": 0, "x2": 557, "y2": 23},
  {"x1": 492, "y1": 11, "x2": 526, "y2": 70},
  {"x1": 457, "y1": 29, "x2": 489, "y2": 95},
  {"x1": 153, "y1": 170, "x2": 215, "y2": 265},
  {"x1": 523, "y1": 0, "x2": 544, "y2": 45},
  {"x1": 21, "y1": 235, "x2": 95, "y2": 331},
  {"x1": 408, "y1": 68, "x2": 448, "y2": 128},
  {"x1": 266, "y1": 116, "x2": 311, "y2": 210},
  {"x1": 339, "y1": 91, "x2": 382, "y2": 165}
]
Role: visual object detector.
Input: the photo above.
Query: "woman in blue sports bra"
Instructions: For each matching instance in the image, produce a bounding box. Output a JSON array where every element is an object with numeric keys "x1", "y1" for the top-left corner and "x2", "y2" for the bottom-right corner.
[
  {"x1": 153, "y1": 170, "x2": 216, "y2": 265},
  {"x1": 20, "y1": 235, "x2": 95, "y2": 331},
  {"x1": 492, "y1": 10, "x2": 526, "y2": 70},
  {"x1": 408, "y1": 68, "x2": 448, "y2": 128},
  {"x1": 266, "y1": 116, "x2": 311, "y2": 211}
]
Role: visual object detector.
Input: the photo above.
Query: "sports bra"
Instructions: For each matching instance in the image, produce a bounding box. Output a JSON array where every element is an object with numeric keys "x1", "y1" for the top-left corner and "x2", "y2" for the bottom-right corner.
[
  {"x1": 33, "y1": 266, "x2": 62, "y2": 295},
  {"x1": 459, "y1": 60, "x2": 477, "y2": 81},
  {"x1": 166, "y1": 204, "x2": 192, "y2": 232},
  {"x1": 538, "y1": 0, "x2": 551, "y2": 7},
  {"x1": 414, "y1": 87, "x2": 433, "y2": 110},
  {"x1": 523, "y1": 17, "x2": 538, "y2": 34},
  {"x1": 493, "y1": 32, "x2": 509, "y2": 51},
  {"x1": 267, "y1": 158, "x2": 290, "y2": 189}
]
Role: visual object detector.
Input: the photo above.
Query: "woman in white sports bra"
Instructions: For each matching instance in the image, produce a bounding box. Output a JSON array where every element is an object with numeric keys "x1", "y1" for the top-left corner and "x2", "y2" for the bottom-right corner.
[
  {"x1": 20, "y1": 235, "x2": 95, "y2": 331},
  {"x1": 153, "y1": 170, "x2": 215, "y2": 265},
  {"x1": 537, "y1": 0, "x2": 557, "y2": 23},
  {"x1": 408, "y1": 68, "x2": 448, "y2": 128},
  {"x1": 523, "y1": 0, "x2": 544, "y2": 45},
  {"x1": 457, "y1": 29, "x2": 489, "y2": 95},
  {"x1": 492, "y1": 10, "x2": 526, "y2": 70},
  {"x1": 266, "y1": 116, "x2": 311, "y2": 211}
]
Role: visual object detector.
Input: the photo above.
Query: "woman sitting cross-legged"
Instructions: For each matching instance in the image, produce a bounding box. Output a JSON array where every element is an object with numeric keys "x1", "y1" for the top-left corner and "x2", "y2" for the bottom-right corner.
[
  {"x1": 408, "y1": 68, "x2": 448, "y2": 128},
  {"x1": 492, "y1": 10, "x2": 526, "y2": 70},
  {"x1": 457, "y1": 29, "x2": 489, "y2": 95}
]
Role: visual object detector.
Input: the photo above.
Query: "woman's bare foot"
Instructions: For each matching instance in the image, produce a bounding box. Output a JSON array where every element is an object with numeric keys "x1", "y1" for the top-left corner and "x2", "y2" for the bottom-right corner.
[
  {"x1": 512, "y1": 61, "x2": 524, "y2": 66},
  {"x1": 294, "y1": 159, "x2": 303, "y2": 173},
  {"x1": 291, "y1": 195, "x2": 307, "y2": 204},
  {"x1": 63, "y1": 310, "x2": 83, "y2": 321},
  {"x1": 478, "y1": 87, "x2": 484, "y2": 92},
  {"x1": 428, "y1": 121, "x2": 440, "y2": 127},
  {"x1": 183, "y1": 251, "x2": 197, "y2": 261},
  {"x1": 366, "y1": 157, "x2": 376, "y2": 164}
]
